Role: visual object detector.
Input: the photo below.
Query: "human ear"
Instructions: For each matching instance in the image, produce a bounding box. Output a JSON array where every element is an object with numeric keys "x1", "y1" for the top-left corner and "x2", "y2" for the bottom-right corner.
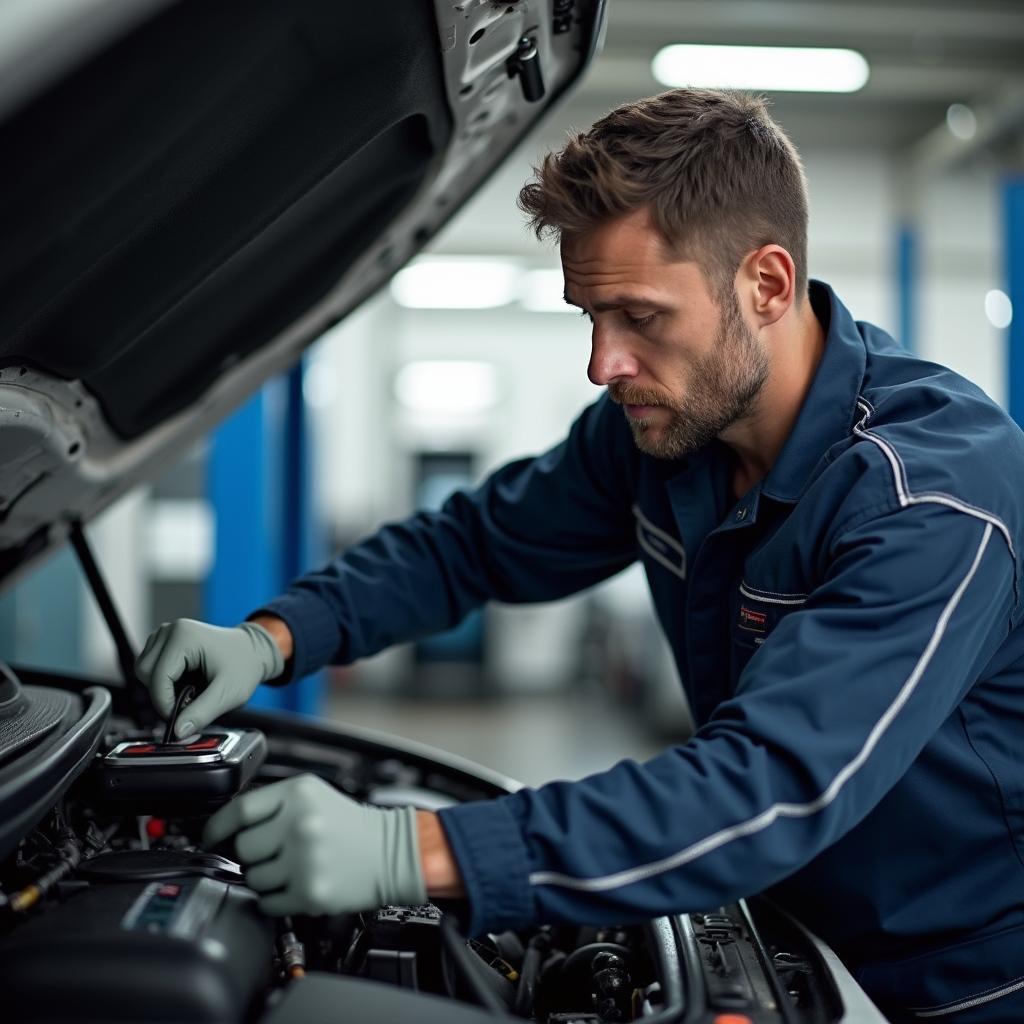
[{"x1": 741, "y1": 245, "x2": 795, "y2": 327}]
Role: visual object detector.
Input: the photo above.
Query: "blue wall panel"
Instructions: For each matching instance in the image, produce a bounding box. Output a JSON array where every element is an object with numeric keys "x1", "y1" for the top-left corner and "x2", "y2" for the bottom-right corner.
[
  {"x1": 897, "y1": 222, "x2": 917, "y2": 353},
  {"x1": 205, "y1": 363, "x2": 323, "y2": 715},
  {"x1": 279, "y1": 364, "x2": 324, "y2": 715}
]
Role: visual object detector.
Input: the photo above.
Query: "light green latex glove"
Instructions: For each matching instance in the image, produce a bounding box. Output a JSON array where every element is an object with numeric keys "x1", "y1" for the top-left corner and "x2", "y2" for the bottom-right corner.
[
  {"x1": 134, "y1": 619, "x2": 284, "y2": 739},
  {"x1": 203, "y1": 774, "x2": 426, "y2": 916}
]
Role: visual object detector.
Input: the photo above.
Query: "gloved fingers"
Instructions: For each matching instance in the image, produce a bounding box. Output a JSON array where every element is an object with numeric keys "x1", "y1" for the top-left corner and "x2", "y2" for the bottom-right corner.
[
  {"x1": 244, "y1": 854, "x2": 290, "y2": 894},
  {"x1": 145, "y1": 634, "x2": 192, "y2": 721},
  {"x1": 234, "y1": 814, "x2": 289, "y2": 866},
  {"x1": 203, "y1": 782, "x2": 287, "y2": 850},
  {"x1": 135, "y1": 623, "x2": 175, "y2": 717}
]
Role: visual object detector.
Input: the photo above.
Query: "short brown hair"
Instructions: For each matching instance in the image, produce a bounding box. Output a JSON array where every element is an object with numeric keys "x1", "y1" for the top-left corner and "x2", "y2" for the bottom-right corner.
[{"x1": 518, "y1": 88, "x2": 809, "y2": 303}]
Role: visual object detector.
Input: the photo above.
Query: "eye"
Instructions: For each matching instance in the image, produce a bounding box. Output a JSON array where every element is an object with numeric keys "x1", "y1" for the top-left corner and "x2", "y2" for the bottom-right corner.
[{"x1": 628, "y1": 313, "x2": 656, "y2": 329}]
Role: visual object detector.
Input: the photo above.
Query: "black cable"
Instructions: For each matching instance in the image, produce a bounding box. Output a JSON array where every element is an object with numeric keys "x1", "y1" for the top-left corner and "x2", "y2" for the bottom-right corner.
[
  {"x1": 737, "y1": 899, "x2": 802, "y2": 1024},
  {"x1": 163, "y1": 683, "x2": 197, "y2": 744},
  {"x1": 69, "y1": 521, "x2": 158, "y2": 728},
  {"x1": 513, "y1": 931, "x2": 549, "y2": 1017},
  {"x1": 68, "y1": 521, "x2": 137, "y2": 688},
  {"x1": 439, "y1": 913, "x2": 510, "y2": 1014}
]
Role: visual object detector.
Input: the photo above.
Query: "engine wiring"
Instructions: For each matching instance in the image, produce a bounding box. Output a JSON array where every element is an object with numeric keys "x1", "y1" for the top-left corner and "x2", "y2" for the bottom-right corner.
[{"x1": 2, "y1": 811, "x2": 117, "y2": 914}]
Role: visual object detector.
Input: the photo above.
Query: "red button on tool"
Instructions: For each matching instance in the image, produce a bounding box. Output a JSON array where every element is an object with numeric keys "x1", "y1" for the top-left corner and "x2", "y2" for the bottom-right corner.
[
  {"x1": 156, "y1": 884, "x2": 180, "y2": 899},
  {"x1": 183, "y1": 737, "x2": 221, "y2": 751},
  {"x1": 145, "y1": 818, "x2": 167, "y2": 840},
  {"x1": 123, "y1": 743, "x2": 158, "y2": 755},
  {"x1": 712, "y1": 1015, "x2": 754, "y2": 1024}
]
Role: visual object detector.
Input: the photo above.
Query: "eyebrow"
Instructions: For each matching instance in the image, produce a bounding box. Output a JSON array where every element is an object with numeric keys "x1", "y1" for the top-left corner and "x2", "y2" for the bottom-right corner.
[{"x1": 562, "y1": 292, "x2": 658, "y2": 313}]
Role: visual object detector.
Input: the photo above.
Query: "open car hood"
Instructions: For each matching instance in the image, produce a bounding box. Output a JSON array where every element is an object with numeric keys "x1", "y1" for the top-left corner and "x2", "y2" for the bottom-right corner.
[{"x1": 0, "y1": 0, "x2": 606, "y2": 587}]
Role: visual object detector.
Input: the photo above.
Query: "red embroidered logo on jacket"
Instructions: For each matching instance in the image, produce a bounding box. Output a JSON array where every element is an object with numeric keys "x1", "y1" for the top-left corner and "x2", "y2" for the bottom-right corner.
[{"x1": 738, "y1": 605, "x2": 767, "y2": 633}]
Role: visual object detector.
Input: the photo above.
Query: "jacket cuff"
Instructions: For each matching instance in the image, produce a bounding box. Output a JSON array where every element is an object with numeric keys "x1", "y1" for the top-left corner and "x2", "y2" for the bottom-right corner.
[
  {"x1": 248, "y1": 589, "x2": 343, "y2": 684},
  {"x1": 438, "y1": 795, "x2": 536, "y2": 936}
]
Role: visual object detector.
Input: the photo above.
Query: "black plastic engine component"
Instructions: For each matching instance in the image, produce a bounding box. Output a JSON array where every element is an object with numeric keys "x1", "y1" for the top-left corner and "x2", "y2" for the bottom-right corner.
[
  {"x1": 0, "y1": 679, "x2": 110, "y2": 864},
  {"x1": 260, "y1": 972, "x2": 508, "y2": 1024},
  {"x1": 684, "y1": 906, "x2": 795, "y2": 1022},
  {"x1": 361, "y1": 903, "x2": 447, "y2": 993},
  {"x1": 591, "y1": 950, "x2": 632, "y2": 1022},
  {"x1": 91, "y1": 728, "x2": 267, "y2": 811},
  {"x1": 0, "y1": 876, "x2": 273, "y2": 1023}
]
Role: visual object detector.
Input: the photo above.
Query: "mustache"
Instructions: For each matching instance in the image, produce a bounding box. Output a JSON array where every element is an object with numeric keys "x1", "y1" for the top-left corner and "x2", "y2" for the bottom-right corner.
[{"x1": 609, "y1": 384, "x2": 670, "y2": 407}]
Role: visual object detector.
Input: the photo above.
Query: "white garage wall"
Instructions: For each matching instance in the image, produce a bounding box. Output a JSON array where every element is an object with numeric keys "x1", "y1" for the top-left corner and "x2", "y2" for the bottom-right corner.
[
  {"x1": 918, "y1": 165, "x2": 1005, "y2": 409},
  {"x1": 804, "y1": 151, "x2": 895, "y2": 333}
]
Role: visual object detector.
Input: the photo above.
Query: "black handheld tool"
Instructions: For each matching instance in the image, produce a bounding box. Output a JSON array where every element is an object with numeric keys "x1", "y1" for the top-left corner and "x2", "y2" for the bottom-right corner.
[
  {"x1": 96, "y1": 728, "x2": 268, "y2": 810},
  {"x1": 162, "y1": 668, "x2": 207, "y2": 745}
]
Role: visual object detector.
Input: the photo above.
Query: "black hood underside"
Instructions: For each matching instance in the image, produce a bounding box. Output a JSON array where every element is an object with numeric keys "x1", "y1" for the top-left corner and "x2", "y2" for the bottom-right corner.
[
  {"x1": 0, "y1": 0, "x2": 606, "y2": 588},
  {"x1": 0, "y1": 0, "x2": 450, "y2": 439}
]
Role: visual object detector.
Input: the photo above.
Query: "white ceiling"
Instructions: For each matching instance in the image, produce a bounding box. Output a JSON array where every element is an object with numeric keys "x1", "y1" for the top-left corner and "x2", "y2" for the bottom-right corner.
[{"x1": 581, "y1": 0, "x2": 1024, "y2": 152}]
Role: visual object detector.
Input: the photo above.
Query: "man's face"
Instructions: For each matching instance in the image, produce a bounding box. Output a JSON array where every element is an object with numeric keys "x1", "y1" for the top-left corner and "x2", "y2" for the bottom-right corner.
[{"x1": 561, "y1": 208, "x2": 770, "y2": 459}]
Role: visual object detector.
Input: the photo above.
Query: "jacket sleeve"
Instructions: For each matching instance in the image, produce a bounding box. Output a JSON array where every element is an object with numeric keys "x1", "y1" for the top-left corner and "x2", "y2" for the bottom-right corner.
[
  {"x1": 437, "y1": 502, "x2": 1017, "y2": 935},
  {"x1": 252, "y1": 394, "x2": 637, "y2": 682}
]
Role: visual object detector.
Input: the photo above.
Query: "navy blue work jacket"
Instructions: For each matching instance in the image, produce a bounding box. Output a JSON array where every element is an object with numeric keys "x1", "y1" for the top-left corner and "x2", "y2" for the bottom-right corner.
[{"x1": 260, "y1": 281, "x2": 1024, "y2": 1021}]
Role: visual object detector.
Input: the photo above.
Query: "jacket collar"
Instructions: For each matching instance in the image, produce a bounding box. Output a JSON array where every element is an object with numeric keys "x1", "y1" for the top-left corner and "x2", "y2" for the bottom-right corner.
[{"x1": 759, "y1": 279, "x2": 868, "y2": 503}]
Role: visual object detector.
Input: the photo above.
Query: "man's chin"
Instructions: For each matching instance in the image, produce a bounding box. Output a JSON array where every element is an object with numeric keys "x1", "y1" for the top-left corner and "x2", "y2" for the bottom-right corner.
[
  {"x1": 625, "y1": 415, "x2": 709, "y2": 460},
  {"x1": 627, "y1": 420, "x2": 677, "y2": 459}
]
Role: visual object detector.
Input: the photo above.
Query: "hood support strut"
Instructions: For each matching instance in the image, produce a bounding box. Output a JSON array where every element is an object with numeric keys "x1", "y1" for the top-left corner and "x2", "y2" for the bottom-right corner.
[{"x1": 69, "y1": 520, "x2": 155, "y2": 727}]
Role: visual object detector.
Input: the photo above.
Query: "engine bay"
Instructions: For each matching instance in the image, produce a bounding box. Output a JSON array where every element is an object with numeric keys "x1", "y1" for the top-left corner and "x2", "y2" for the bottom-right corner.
[{"x1": 0, "y1": 658, "x2": 881, "y2": 1024}]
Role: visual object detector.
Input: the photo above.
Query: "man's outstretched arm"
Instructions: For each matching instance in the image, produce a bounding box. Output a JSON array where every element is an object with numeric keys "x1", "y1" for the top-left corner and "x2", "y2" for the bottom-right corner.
[
  {"x1": 434, "y1": 503, "x2": 1016, "y2": 935},
  {"x1": 136, "y1": 395, "x2": 637, "y2": 735},
  {"x1": 250, "y1": 393, "x2": 638, "y2": 685}
]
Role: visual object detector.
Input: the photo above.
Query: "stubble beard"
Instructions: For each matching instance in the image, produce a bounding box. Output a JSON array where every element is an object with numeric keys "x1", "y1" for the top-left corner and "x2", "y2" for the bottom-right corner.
[{"x1": 612, "y1": 292, "x2": 771, "y2": 460}]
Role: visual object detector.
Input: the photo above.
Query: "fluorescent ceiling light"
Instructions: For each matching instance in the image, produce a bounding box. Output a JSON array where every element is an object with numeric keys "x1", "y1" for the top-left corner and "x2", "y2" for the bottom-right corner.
[
  {"x1": 946, "y1": 103, "x2": 977, "y2": 141},
  {"x1": 394, "y1": 360, "x2": 500, "y2": 416},
  {"x1": 145, "y1": 500, "x2": 214, "y2": 579},
  {"x1": 391, "y1": 256, "x2": 520, "y2": 309},
  {"x1": 985, "y1": 289, "x2": 1013, "y2": 330},
  {"x1": 520, "y1": 269, "x2": 576, "y2": 312},
  {"x1": 652, "y1": 44, "x2": 869, "y2": 94}
]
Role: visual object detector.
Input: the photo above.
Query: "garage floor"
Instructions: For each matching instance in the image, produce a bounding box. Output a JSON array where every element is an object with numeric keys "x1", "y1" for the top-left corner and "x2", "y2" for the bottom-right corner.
[{"x1": 325, "y1": 688, "x2": 671, "y2": 787}]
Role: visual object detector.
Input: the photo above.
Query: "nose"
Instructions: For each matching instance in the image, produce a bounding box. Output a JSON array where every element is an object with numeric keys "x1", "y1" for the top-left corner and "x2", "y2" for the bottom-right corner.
[{"x1": 587, "y1": 324, "x2": 639, "y2": 387}]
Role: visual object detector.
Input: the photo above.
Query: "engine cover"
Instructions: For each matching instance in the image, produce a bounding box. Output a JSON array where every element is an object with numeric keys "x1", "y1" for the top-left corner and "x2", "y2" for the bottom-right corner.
[{"x1": 0, "y1": 875, "x2": 273, "y2": 1023}]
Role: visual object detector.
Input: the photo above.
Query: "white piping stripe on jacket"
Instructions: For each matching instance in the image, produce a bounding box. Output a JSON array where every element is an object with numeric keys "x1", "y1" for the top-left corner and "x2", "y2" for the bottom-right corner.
[
  {"x1": 632, "y1": 503, "x2": 687, "y2": 581},
  {"x1": 529, "y1": 521, "x2": 994, "y2": 892},
  {"x1": 739, "y1": 583, "x2": 807, "y2": 606},
  {"x1": 912, "y1": 973, "x2": 1024, "y2": 1018},
  {"x1": 637, "y1": 530, "x2": 687, "y2": 581},
  {"x1": 632, "y1": 504, "x2": 686, "y2": 559},
  {"x1": 852, "y1": 400, "x2": 1017, "y2": 572}
]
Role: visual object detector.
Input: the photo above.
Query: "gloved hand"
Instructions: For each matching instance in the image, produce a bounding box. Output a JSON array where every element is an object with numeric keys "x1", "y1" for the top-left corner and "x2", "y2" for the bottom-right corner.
[
  {"x1": 134, "y1": 619, "x2": 285, "y2": 739},
  {"x1": 203, "y1": 774, "x2": 426, "y2": 916}
]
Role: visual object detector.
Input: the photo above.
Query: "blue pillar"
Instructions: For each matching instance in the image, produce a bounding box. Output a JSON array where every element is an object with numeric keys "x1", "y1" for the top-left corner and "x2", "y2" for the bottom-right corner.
[
  {"x1": 896, "y1": 222, "x2": 917, "y2": 353},
  {"x1": 1007, "y1": 177, "x2": 1024, "y2": 428},
  {"x1": 205, "y1": 360, "x2": 324, "y2": 715},
  {"x1": 278, "y1": 362, "x2": 324, "y2": 715}
]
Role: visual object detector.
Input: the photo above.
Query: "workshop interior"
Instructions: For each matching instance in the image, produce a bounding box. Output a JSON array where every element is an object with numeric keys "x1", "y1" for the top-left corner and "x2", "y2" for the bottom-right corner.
[{"x1": 0, "y1": 0, "x2": 1021, "y2": 1022}]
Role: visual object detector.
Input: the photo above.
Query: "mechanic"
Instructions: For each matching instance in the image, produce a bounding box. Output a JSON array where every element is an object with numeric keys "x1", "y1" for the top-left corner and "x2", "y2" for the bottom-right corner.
[{"x1": 136, "y1": 89, "x2": 1024, "y2": 1023}]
